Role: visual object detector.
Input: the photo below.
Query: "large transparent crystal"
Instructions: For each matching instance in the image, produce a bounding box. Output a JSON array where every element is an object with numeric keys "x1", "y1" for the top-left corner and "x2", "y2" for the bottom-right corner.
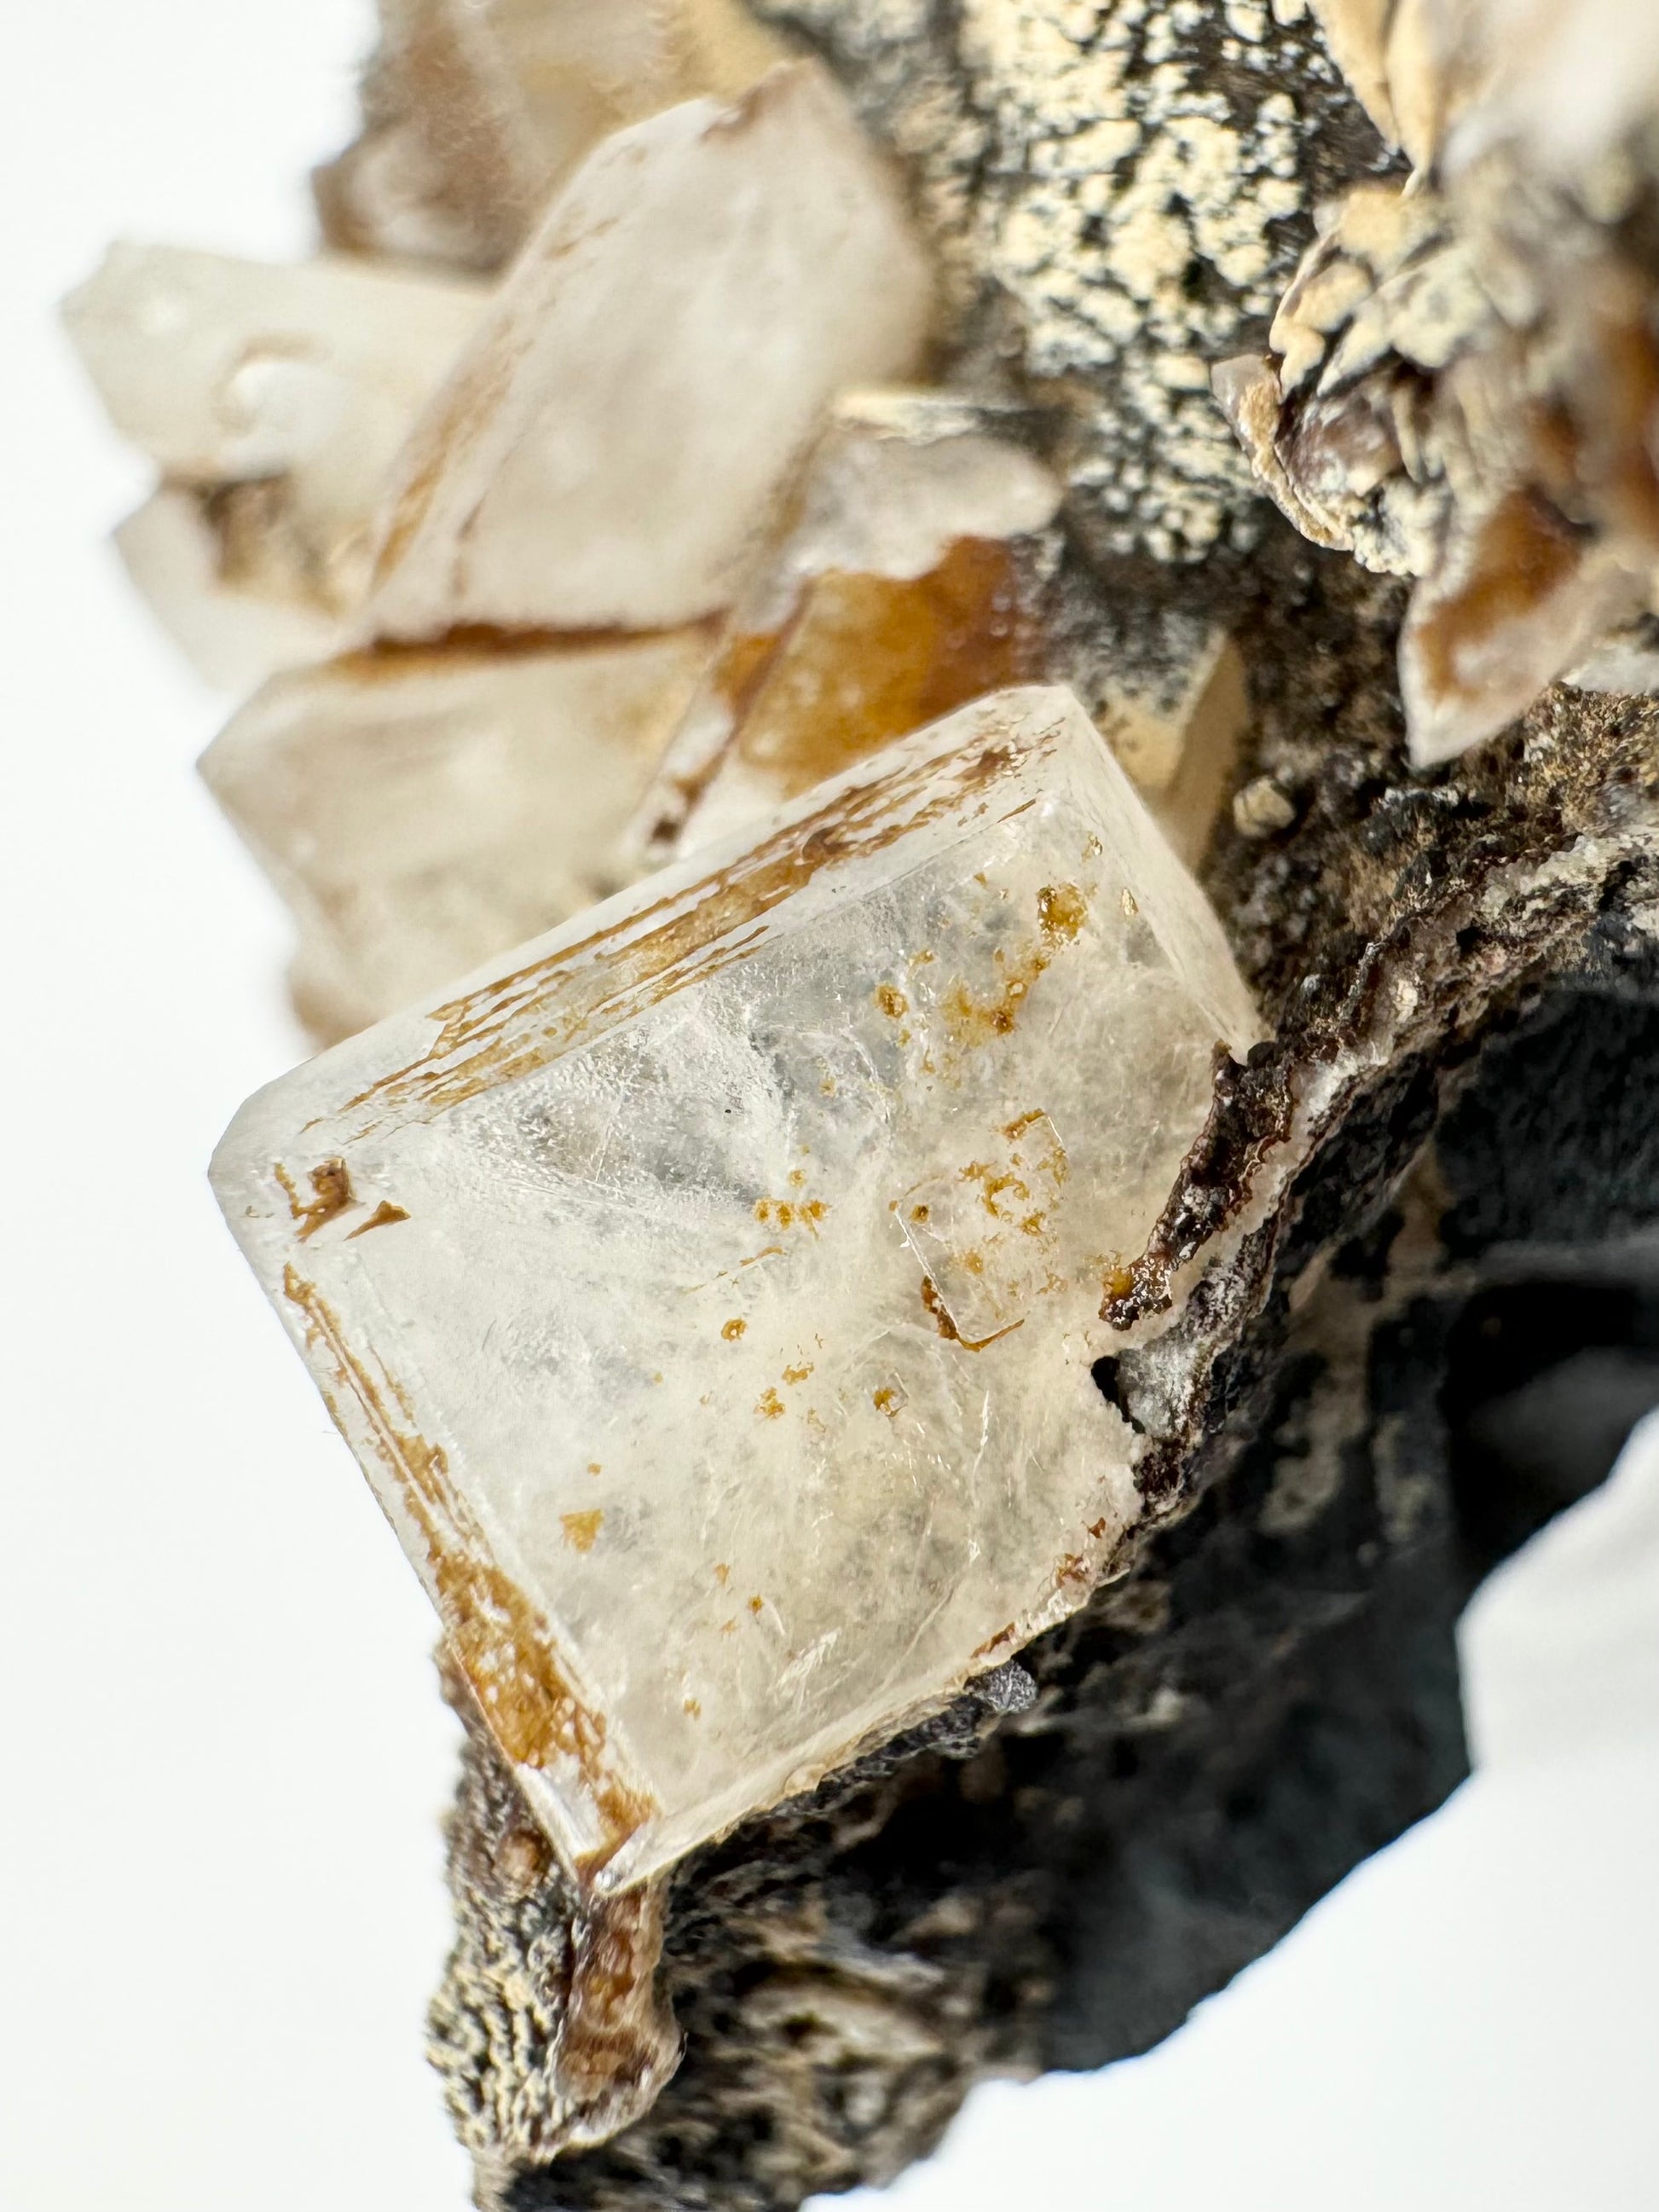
[
  {"x1": 211, "y1": 686, "x2": 1258, "y2": 1891},
  {"x1": 365, "y1": 62, "x2": 932, "y2": 639},
  {"x1": 200, "y1": 633, "x2": 706, "y2": 1040}
]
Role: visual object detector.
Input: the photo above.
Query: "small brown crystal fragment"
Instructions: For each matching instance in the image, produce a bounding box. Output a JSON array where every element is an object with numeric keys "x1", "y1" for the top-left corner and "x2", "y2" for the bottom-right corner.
[
  {"x1": 631, "y1": 391, "x2": 1062, "y2": 864},
  {"x1": 633, "y1": 388, "x2": 1246, "y2": 873}
]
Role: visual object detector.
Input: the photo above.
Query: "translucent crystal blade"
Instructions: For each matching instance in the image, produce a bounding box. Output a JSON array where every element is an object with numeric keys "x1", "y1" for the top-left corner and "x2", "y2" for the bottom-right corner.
[
  {"x1": 365, "y1": 63, "x2": 933, "y2": 638},
  {"x1": 200, "y1": 633, "x2": 706, "y2": 1039},
  {"x1": 211, "y1": 686, "x2": 1258, "y2": 1891},
  {"x1": 63, "y1": 241, "x2": 486, "y2": 540}
]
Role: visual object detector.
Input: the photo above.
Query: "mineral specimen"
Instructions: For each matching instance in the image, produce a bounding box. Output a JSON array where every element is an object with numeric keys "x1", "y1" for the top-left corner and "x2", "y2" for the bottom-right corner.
[
  {"x1": 199, "y1": 630, "x2": 708, "y2": 1040},
  {"x1": 629, "y1": 391, "x2": 1065, "y2": 864},
  {"x1": 62, "y1": 242, "x2": 488, "y2": 680},
  {"x1": 211, "y1": 686, "x2": 1257, "y2": 1891},
  {"x1": 73, "y1": 0, "x2": 1659, "y2": 2205},
  {"x1": 365, "y1": 61, "x2": 933, "y2": 640}
]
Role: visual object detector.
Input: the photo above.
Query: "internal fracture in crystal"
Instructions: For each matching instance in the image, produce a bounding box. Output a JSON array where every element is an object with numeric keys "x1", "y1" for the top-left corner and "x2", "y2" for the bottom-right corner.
[{"x1": 211, "y1": 686, "x2": 1258, "y2": 1893}]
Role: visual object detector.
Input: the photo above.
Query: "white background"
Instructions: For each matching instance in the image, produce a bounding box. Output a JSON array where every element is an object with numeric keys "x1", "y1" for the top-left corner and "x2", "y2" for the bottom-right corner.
[{"x1": 0, "y1": 5, "x2": 1654, "y2": 2208}]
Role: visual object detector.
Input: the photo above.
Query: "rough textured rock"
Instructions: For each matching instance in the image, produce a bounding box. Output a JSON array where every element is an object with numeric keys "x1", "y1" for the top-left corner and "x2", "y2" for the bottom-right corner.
[
  {"x1": 431, "y1": 527, "x2": 1659, "y2": 2208},
  {"x1": 749, "y1": 0, "x2": 1399, "y2": 565}
]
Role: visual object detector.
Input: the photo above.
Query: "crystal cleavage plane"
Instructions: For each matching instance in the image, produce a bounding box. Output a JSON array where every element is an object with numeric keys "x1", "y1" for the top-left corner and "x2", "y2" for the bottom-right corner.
[{"x1": 211, "y1": 686, "x2": 1258, "y2": 1893}]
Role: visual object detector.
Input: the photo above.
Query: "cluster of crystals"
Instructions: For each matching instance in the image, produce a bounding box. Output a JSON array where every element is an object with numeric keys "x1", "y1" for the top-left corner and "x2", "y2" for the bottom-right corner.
[
  {"x1": 66, "y1": 22, "x2": 1251, "y2": 1038},
  {"x1": 73, "y1": 2, "x2": 1267, "y2": 1889},
  {"x1": 1217, "y1": 0, "x2": 1659, "y2": 766}
]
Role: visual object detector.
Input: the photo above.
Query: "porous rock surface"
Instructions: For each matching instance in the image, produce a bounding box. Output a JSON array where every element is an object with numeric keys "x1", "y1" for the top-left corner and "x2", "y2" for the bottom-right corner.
[{"x1": 749, "y1": 0, "x2": 1399, "y2": 564}]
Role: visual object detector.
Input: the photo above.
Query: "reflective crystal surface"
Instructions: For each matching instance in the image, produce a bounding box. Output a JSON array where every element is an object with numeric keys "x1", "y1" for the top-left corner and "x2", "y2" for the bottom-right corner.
[
  {"x1": 211, "y1": 686, "x2": 1258, "y2": 1891},
  {"x1": 366, "y1": 62, "x2": 932, "y2": 639},
  {"x1": 200, "y1": 633, "x2": 706, "y2": 1039},
  {"x1": 631, "y1": 390, "x2": 1063, "y2": 865}
]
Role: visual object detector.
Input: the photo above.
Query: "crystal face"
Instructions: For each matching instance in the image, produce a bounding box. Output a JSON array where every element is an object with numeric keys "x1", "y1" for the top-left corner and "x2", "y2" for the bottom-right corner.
[
  {"x1": 211, "y1": 686, "x2": 1258, "y2": 1891},
  {"x1": 366, "y1": 61, "x2": 932, "y2": 640},
  {"x1": 62, "y1": 243, "x2": 488, "y2": 676},
  {"x1": 631, "y1": 390, "x2": 1064, "y2": 866},
  {"x1": 200, "y1": 632, "x2": 707, "y2": 1039}
]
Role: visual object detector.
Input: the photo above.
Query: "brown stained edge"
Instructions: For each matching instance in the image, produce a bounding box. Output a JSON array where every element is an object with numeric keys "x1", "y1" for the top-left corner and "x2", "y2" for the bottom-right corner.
[
  {"x1": 322, "y1": 721, "x2": 1053, "y2": 1146},
  {"x1": 919, "y1": 1271, "x2": 1025, "y2": 1352},
  {"x1": 558, "y1": 1877, "x2": 679, "y2": 2109},
  {"x1": 281, "y1": 1265, "x2": 655, "y2": 1870},
  {"x1": 327, "y1": 615, "x2": 716, "y2": 677},
  {"x1": 370, "y1": 331, "x2": 523, "y2": 589}
]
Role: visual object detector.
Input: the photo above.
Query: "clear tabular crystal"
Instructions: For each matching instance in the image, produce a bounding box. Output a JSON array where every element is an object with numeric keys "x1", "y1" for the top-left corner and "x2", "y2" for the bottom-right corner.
[
  {"x1": 365, "y1": 63, "x2": 932, "y2": 639},
  {"x1": 200, "y1": 633, "x2": 706, "y2": 1040},
  {"x1": 211, "y1": 686, "x2": 1259, "y2": 1891}
]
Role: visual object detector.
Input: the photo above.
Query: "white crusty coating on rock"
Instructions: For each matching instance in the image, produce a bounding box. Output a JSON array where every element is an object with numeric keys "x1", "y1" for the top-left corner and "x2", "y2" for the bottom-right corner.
[
  {"x1": 365, "y1": 63, "x2": 933, "y2": 640},
  {"x1": 754, "y1": 0, "x2": 1381, "y2": 562},
  {"x1": 211, "y1": 686, "x2": 1259, "y2": 1892}
]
